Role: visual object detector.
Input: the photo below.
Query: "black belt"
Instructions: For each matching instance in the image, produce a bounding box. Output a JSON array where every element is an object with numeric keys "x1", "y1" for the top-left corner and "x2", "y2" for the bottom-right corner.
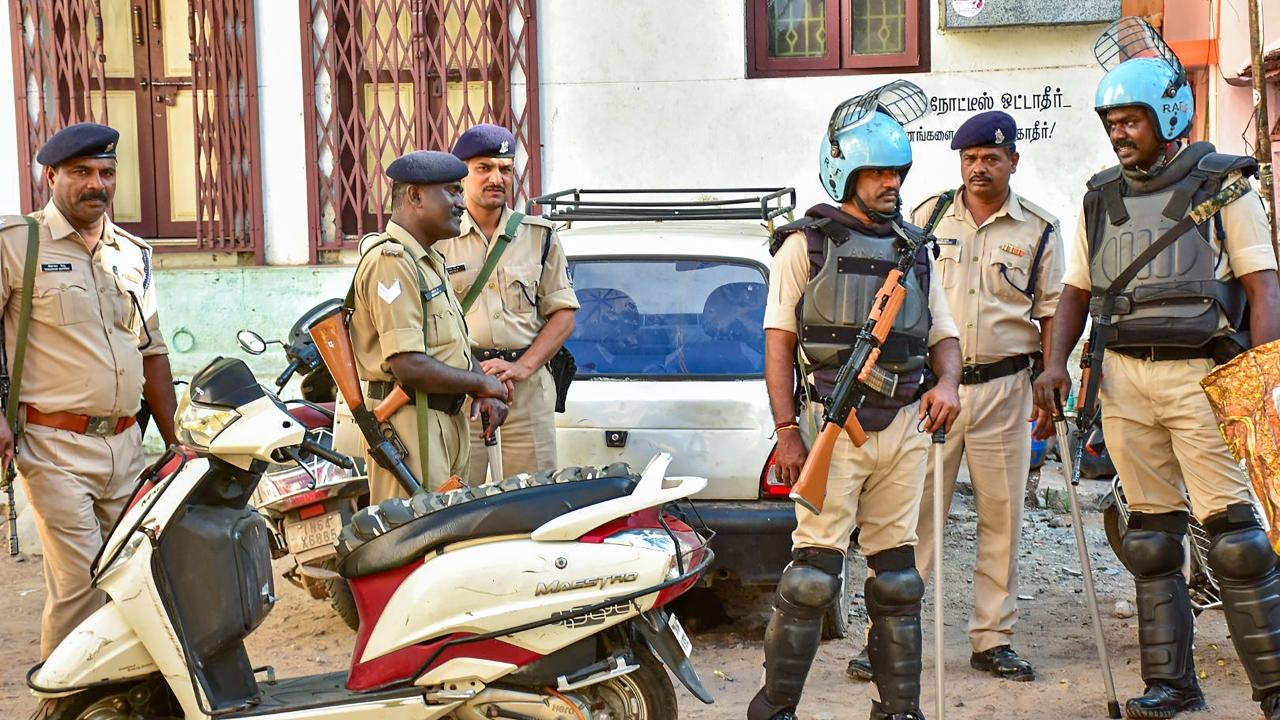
[
  {"x1": 474, "y1": 347, "x2": 528, "y2": 362},
  {"x1": 365, "y1": 381, "x2": 465, "y2": 415},
  {"x1": 961, "y1": 354, "x2": 1032, "y2": 385},
  {"x1": 1110, "y1": 345, "x2": 1215, "y2": 362}
]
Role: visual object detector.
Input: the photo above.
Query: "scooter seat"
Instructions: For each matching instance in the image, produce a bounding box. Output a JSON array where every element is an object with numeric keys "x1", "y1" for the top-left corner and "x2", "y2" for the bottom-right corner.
[{"x1": 336, "y1": 464, "x2": 637, "y2": 579}]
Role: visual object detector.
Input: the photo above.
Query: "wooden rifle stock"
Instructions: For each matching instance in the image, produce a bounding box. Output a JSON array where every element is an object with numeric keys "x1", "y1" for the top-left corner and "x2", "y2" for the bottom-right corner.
[
  {"x1": 308, "y1": 308, "x2": 365, "y2": 412},
  {"x1": 373, "y1": 385, "x2": 412, "y2": 423},
  {"x1": 867, "y1": 269, "x2": 906, "y2": 344},
  {"x1": 791, "y1": 423, "x2": 842, "y2": 515}
]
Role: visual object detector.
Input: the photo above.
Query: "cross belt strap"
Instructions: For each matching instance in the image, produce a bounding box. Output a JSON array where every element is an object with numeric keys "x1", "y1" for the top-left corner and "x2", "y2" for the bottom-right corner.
[{"x1": 460, "y1": 211, "x2": 526, "y2": 313}]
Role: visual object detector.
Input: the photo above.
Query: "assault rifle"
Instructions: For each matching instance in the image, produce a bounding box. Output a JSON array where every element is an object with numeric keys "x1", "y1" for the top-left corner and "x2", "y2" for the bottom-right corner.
[
  {"x1": 309, "y1": 308, "x2": 421, "y2": 495},
  {"x1": 790, "y1": 225, "x2": 924, "y2": 515}
]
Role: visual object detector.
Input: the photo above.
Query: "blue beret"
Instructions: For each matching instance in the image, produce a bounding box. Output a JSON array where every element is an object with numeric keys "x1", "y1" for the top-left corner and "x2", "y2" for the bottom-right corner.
[
  {"x1": 386, "y1": 150, "x2": 468, "y2": 185},
  {"x1": 451, "y1": 124, "x2": 516, "y2": 161},
  {"x1": 950, "y1": 111, "x2": 1018, "y2": 150},
  {"x1": 36, "y1": 122, "x2": 119, "y2": 166}
]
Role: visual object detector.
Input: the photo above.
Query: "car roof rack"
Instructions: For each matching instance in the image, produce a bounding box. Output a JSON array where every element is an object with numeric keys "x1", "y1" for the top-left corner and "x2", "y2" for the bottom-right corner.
[{"x1": 527, "y1": 187, "x2": 796, "y2": 229}]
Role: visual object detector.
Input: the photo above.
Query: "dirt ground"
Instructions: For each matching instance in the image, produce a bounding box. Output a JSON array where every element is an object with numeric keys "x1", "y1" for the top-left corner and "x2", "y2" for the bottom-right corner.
[{"x1": 0, "y1": 461, "x2": 1263, "y2": 720}]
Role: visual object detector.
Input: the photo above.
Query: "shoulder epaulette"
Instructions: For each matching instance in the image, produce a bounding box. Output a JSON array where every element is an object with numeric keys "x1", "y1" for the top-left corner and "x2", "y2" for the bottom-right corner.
[
  {"x1": 768, "y1": 217, "x2": 828, "y2": 257},
  {"x1": 521, "y1": 215, "x2": 556, "y2": 230},
  {"x1": 1197, "y1": 152, "x2": 1258, "y2": 180},
  {"x1": 1016, "y1": 196, "x2": 1060, "y2": 230},
  {"x1": 1086, "y1": 165, "x2": 1122, "y2": 191},
  {"x1": 114, "y1": 226, "x2": 152, "y2": 251},
  {"x1": 911, "y1": 192, "x2": 947, "y2": 219}
]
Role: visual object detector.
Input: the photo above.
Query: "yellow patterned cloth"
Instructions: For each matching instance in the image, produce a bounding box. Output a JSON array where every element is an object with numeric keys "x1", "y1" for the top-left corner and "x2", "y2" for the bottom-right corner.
[{"x1": 1201, "y1": 338, "x2": 1280, "y2": 552}]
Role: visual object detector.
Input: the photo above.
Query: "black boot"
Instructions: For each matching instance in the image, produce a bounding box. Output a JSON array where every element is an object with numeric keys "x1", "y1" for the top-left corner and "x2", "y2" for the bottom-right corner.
[
  {"x1": 1206, "y1": 508, "x2": 1280, "y2": 703},
  {"x1": 746, "y1": 690, "x2": 798, "y2": 720},
  {"x1": 969, "y1": 645, "x2": 1036, "y2": 681},
  {"x1": 1262, "y1": 691, "x2": 1280, "y2": 720},
  {"x1": 864, "y1": 547, "x2": 925, "y2": 717},
  {"x1": 868, "y1": 700, "x2": 925, "y2": 720},
  {"x1": 1124, "y1": 680, "x2": 1207, "y2": 719},
  {"x1": 847, "y1": 646, "x2": 874, "y2": 681}
]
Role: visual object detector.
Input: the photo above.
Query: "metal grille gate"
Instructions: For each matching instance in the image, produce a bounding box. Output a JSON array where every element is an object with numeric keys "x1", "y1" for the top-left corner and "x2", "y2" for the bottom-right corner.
[
  {"x1": 8, "y1": 0, "x2": 263, "y2": 255},
  {"x1": 300, "y1": 0, "x2": 542, "y2": 259},
  {"x1": 8, "y1": 0, "x2": 108, "y2": 211}
]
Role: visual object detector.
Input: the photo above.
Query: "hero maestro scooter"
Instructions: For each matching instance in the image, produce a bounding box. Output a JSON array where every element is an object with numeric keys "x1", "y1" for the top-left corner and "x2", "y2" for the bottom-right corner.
[{"x1": 28, "y1": 356, "x2": 714, "y2": 720}]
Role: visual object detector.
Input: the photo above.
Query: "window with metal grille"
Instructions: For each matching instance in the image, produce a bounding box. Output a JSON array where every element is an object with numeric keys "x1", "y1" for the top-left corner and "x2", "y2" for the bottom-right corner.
[
  {"x1": 299, "y1": 0, "x2": 542, "y2": 261},
  {"x1": 747, "y1": 0, "x2": 929, "y2": 77}
]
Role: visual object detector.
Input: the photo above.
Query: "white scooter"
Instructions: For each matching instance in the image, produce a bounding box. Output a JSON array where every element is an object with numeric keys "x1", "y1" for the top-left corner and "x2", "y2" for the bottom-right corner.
[{"x1": 28, "y1": 356, "x2": 714, "y2": 719}]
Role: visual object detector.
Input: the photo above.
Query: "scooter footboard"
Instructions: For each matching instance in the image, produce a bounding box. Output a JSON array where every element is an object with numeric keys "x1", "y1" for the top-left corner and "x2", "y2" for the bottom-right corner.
[{"x1": 29, "y1": 602, "x2": 157, "y2": 695}]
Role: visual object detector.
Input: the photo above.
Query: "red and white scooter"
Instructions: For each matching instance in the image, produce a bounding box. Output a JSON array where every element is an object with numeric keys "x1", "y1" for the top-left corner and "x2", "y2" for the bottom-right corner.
[{"x1": 28, "y1": 356, "x2": 714, "y2": 719}]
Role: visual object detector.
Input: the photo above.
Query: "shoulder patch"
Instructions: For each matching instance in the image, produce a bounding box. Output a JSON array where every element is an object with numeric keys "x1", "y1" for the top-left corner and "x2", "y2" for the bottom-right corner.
[
  {"x1": 1016, "y1": 196, "x2": 1059, "y2": 229},
  {"x1": 380, "y1": 243, "x2": 403, "y2": 257},
  {"x1": 1086, "y1": 165, "x2": 1122, "y2": 191},
  {"x1": 521, "y1": 215, "x2": 556, "y2": 230}
]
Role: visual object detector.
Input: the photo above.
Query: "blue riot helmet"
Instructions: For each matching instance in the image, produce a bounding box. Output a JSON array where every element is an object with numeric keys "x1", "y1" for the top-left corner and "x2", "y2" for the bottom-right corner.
[
  {"x1": 819, "y1": 80, "x2": 927, "y2": 208},
  {"x1": 818, "y1": 110, "x2": 912, "y2": 203},
  {"x1": 1094, "y1": 56, "x2": 1193, "y2": 142}
]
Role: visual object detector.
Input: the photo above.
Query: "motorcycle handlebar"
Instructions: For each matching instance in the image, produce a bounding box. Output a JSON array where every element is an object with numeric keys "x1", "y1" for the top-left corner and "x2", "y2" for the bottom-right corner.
[
  {"x1": 276, "y1": 359, "x2": 302, "y2": 389},
  {"x1": 301, "y1": 436, "x2": 355, "y2": 470}
]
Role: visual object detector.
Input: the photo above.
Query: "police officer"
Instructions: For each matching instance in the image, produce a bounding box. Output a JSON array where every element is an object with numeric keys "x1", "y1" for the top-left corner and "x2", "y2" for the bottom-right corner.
[
  {"x1": 0, "y1": 123, "x2": 178, "y2": 660},
  {"x1": 1034, "y1": 38, "x2": 1280, "y2": 719},
  {"x1": 849, "y1": 111, "x2": 1062, "y2": 684},
  {"x1": 436, "y1": 125, "x2": 578, "y2": 486},
  {"x1": 748, "y1": 83, "x2": 962, "y2": 720},
  {"x1": 349, "y1": 150, "x2": 510, "y2": 503}
]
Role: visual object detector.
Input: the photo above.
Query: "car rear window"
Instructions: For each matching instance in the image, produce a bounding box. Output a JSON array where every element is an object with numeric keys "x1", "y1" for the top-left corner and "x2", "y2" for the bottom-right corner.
[{"x1": 566, "y1": 258, "x2": 768, "y2": 378}]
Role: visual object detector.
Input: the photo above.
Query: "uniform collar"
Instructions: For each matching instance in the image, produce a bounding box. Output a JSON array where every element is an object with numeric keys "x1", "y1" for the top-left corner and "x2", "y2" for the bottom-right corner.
[
  {"x1": 955, "y1": 189, "x2": 1025, "y2": 226},
  {"x1": 41, "y1": 200, "x2": 120, "y2": 247},
  {"x1": 458, "y1": 206, "x2": 512, "y2": 243},
  {"x1": 383, "y1": 220, "x2": 431, "y2": 262}
]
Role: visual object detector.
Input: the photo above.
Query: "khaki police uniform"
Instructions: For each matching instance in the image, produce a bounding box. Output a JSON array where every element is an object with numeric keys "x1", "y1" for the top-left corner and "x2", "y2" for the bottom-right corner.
[
  {"x1": 763, "y1": 231, "x2": 959, "y2": 557},
  {"x1": 911, "y1": 189, "x2": 1062, "y2": 653},
  {"x1": 437, "y1": 207, "x2": 579, "y2": 486},
  {"x1": 1, "y1": 201, "x2": 167, "y2": 658},
  {"x1": 1063, "y1": 171, "x2": 1276, "y2": 520},
  {"x1": 350, "y1": 221, "x2": 474, "y2": 502}
]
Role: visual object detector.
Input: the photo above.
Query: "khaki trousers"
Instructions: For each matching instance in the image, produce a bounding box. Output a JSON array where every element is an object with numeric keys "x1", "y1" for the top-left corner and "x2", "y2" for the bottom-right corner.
[
  {"x1": 1100, "y1": 352, "x2": 1252, "y2": 519},
  {"x1": 17, "y1": 423, "x2": 142, "y2": 659},
  {"x1": 367, "y1": 404, "x2": 470, "y2": 503},
  {"x1": 916, "y1": 369, "x2": 1032, "y2": 652},
  {"x1": 792, "y1": 401, "x2": 929, "y2": 557},
  {"x1": 466, "y1": 366, "x2": 557, "y2": 486}
]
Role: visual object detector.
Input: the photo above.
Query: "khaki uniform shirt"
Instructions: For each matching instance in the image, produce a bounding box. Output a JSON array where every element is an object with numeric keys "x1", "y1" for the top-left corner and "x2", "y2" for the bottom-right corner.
[
  {"x1": 913, "y1": 190, "x2": 1063, "y2": 365},
  {"x1": 436, "y1": 207, "x2": 579, "y2": 349},
  {"x1": 350, "y1": 221, "x2": 472, "y2": 381},
  {"x1": 1063, "y1": 170, "x2": 1277, "y2": 291},
  {"x1": 763, "y1": 231, "x2": 960, "y2": 346},
  {"x1": 0, "y1": 202, "x2": 167, "y2": 417}
]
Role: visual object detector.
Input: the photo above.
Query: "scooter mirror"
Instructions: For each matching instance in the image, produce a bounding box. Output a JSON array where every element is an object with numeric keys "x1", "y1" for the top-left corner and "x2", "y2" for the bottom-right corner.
[{"x1": 237, "y1": 330, "x2": 268, "y2": 355}]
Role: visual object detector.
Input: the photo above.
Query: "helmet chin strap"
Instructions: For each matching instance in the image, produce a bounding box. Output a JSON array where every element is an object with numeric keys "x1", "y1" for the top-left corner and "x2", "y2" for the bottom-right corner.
[
  {"x1": 852, "y1": 192, "x2": 902, "y2": 223},
  {"x1": 1125, "y1": 139, "x2": 1184, "y2": 181}
]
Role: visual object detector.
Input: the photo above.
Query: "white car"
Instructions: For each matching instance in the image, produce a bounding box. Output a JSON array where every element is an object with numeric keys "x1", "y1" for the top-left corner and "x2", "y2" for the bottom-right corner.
[{"x1": 547, "y1": 189, "x2": 854, "y2": 636}]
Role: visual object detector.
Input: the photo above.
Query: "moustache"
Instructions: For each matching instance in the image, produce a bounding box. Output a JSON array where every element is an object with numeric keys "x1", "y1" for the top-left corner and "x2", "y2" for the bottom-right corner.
[
  {"x1": 79, "y1": 191, "x2": 109, "y2": 204},
  {"x1": 484, "y1": 185, "x2": 506, "y2": 193},
  {"x1": 877, "y1": 190, "x2": 898, "y2": 200},
  {"x1": 969, "y1": 174, "x2": 992, "y2": 183},
  {"x1": 1112, "y1": 140, "x2": 1137, "y2": 153}
]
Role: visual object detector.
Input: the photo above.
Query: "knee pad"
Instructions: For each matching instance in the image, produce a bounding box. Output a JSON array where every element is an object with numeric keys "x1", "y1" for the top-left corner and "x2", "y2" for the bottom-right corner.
[
  {"x1": 865, "y1": 546, "x2": 924, "y2": 618},
  {"x1": 1122, "y1": 516, "x2": 1186, "y2": 578},
  {"x1": 777, "y1": 547, "x2": 843, "y2": 613},
  {"x1": 1205, "y1": 508, "x2": 1275, "y2": 582}
]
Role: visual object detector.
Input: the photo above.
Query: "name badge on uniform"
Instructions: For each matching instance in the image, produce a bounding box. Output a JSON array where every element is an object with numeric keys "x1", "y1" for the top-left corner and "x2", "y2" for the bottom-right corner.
[
  {"x1": 421, "y1": 283, "x2": 446, "y2": 301},
  {"x1": 936, "y1": 238, "x2": 958, "y2": 246},
  {"x1": 1000, "y1": 243, "x2": 1027, "y2": 257},
  {"x1": 40, "y1": 263, "x2": 72, "y2": 272},
  {"x1": 445, "y1": 263, "x2": 466, "y2": 275}
]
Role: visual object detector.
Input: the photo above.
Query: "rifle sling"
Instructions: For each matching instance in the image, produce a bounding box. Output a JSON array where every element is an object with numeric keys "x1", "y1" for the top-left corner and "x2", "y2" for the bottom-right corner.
[
  {"x1": 460, "y1": 211, "x2": 525, "y2": 313},
  {"x1": 6, "y1": 216, "x2": 39, "y2": 432}
]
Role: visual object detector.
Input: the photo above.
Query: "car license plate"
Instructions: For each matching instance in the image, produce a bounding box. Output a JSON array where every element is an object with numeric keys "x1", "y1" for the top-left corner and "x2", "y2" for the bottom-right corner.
[
  {"x1": 285, "y1": 512, "x2": 343, "y2": 554},
  {"x1": 668, "y1": 612, "x2": 693, "y2": 658}
]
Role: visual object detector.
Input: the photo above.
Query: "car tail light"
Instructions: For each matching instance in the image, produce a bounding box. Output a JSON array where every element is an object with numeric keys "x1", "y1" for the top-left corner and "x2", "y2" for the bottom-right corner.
[{"x1": 760, "y1": 444, "x2": 790, "y2": 498}]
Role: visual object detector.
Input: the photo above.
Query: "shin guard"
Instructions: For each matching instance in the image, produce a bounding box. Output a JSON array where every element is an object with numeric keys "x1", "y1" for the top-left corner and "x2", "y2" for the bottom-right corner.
[
  {"x1": 1122, "y1": 514, "x2": 1196, "y2": 686},
  {"x1": 1207, "y1": 505, "x2": 1280, "y2": 700},
  {"x1": 865, "y1": 546, "x2": 924, "y2": 715}
]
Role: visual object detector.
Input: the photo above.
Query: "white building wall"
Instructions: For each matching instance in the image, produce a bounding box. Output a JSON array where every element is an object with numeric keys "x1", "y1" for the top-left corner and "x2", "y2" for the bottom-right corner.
[
  {"x1": 538, "y1": 1, "x2": 1119, "y2": 234},
  {"x1": 254, "y1": 0, "x2": 311, "y2": 265}
]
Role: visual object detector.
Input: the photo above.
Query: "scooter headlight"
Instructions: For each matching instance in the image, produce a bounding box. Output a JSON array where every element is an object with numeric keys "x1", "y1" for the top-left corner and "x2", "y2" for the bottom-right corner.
[{"x1": 176, "y1": 395, "x2": 239, "y2": 449}]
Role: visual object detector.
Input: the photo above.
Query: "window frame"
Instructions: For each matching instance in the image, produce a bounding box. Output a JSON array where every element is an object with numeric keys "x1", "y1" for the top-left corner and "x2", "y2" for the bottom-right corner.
[{"x1": 746, "y1": 0, "x2": 930, "y2": 78}]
